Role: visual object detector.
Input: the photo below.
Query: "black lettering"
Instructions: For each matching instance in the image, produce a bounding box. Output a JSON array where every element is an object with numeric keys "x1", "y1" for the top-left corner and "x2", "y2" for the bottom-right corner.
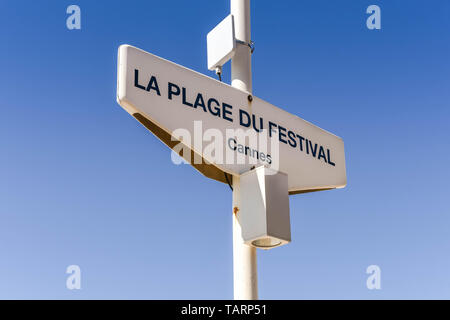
[
  {"x1": 288, "y1": 131, "x2": 297, "y2": 148},
  {"x1": 193, "y1": 93, "x2": 207, "y2": 112},
  {"x1": 268, "y1": 122, "x2": 277, "y2": 137},
  {"x1": 239, "y1": 109, "x2": 251, "y2": 127},
  {"x1": 260, "y1": 152, "x2": 266, "y2": 162},
  {"x1": 296, "y1": 134, "x2": 305, "y2": 151},
  {"x1": 278, "y1": 126, "x2": 287, "y2": 144},
  {"x1": 145, "y1": 76, "x2": 160, "y2": 95},
  {"x1": 207, "y1": 98, "x2": 220, "y2": 116},
  {"x1": 228, "y1": 138, "x2": 237, "y2": 150},
  {"x1": 252, "y1": 115, "x2": 263, "y2": 132},
  {"x1": 251, "y1": 148, "x2": 259, "y2": 159},
  {"x1": 318, "y1": 146, "x2": 327, "y2": 162},
  {"x1": 309, "y1": 140, "x2": 318, "y2": 157},
  {"x1": 222, "y1": 103, "x2": 233, "y2": 122},
  {"x1": 327, "y1": 149, "x2": 335, "y2": 166}
]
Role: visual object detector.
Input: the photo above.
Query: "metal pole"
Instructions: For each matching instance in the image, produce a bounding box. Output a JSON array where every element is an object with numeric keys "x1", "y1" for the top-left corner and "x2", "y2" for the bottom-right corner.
[
  {"x1": 231, "y1": 0, "x2": 252, "y2": 93},
  {"x1": 231, "y1": 0, "x2": 258, "y2": 300}
]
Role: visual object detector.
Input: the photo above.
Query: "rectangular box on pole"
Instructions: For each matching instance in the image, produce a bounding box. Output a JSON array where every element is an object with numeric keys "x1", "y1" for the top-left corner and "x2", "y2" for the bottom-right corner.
[{"x1": 239, "y1": 166, "x2": 291, "y2": 249}]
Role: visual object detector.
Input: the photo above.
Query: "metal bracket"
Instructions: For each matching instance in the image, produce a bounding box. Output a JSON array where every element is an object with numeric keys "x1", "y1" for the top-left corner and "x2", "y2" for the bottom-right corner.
[{"x1": 236, "y1": 39, "x2": 255, "y2": 54}]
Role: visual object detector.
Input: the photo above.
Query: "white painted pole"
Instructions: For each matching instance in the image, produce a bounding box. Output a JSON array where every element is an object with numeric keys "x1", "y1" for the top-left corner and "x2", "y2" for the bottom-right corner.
[
  {"x1": 231, "y1": 0, "x2": 258, "y2": 300},
  {"x1": 231, "y1": 0, "x2": 252, "y2": 93}
]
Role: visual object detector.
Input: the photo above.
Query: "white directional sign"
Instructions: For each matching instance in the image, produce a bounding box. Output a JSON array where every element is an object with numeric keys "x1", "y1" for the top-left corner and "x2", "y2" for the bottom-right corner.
[{"x1": 117, "y1": 45, "x2": 346, "y2": 194}]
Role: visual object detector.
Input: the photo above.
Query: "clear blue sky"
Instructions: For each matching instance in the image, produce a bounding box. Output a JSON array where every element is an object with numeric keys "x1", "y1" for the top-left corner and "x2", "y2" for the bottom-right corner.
[{"x1": 1, "y1": 0, "x2": 449, "y2": 299}]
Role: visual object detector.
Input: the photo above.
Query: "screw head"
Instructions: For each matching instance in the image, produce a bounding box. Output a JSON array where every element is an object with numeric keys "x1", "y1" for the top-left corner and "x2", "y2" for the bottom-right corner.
[{"x1": 247, "y1": 95, "x2": 253, "y2": 102}]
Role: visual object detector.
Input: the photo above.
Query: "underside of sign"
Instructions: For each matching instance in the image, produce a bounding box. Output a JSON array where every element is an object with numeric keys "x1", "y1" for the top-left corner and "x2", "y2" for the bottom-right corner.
[
  {"x1": 132, "y1": 112, "x2": 229, "y2": 184},
  {"x1": 117, "y1": 45, "x2": 347, "y2": 194}
]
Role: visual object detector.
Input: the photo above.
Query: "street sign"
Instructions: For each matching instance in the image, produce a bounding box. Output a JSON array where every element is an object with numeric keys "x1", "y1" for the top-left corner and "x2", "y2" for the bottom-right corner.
[{"x1": 117, "y1": 44, "x2": 346, "y2": 194}]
